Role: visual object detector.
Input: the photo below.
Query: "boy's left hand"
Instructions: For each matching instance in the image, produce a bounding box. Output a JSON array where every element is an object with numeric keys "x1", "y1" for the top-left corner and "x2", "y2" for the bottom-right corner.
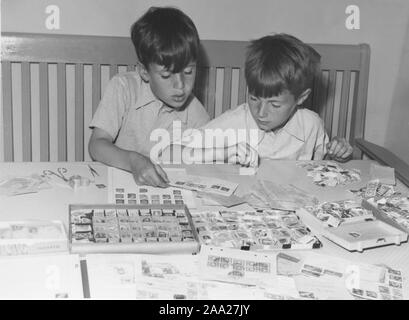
[{"x1": 326, "y1": 137, "x2": 353, "y2": 162}]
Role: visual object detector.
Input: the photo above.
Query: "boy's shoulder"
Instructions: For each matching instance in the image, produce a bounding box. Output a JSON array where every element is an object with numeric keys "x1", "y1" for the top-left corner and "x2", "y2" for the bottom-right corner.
[
  {"x1": 202, "y1": 103, "x2": 249, "y2": 130},
  {"x1": 111, "y1": 71, "x2": 143, "y2": 88},
  {"x1": 218, "y1": 103, "x2": 249, "y2": 122},
  {"x1": 295, "y1": 108, "x2": 326, "y2": 136},
  {"x1": 297, "y1": 108, "x2": 323, "y2": 125}
]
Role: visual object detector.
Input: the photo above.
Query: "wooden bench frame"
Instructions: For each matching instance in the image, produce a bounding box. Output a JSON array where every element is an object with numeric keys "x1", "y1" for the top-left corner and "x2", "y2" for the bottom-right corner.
[{"x1": 2, "y1": 32, "x2": 372, "y2": 163}]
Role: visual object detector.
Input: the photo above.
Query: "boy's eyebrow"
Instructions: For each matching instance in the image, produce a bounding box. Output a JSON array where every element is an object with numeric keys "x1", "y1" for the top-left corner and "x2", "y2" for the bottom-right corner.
[
  {"x1": 253, "y1": 96, "x2": 284, "y2": 103},
  {"x1": 158, "y1": 63, "x2": 196, "y2": 73},
  {"x1": 266, "y1": 98, "x2": 282, "y2": 102}
]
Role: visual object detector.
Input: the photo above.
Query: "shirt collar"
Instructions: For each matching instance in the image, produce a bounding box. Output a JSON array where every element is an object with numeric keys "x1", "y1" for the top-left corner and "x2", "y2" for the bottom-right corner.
[
  {"x1": 244, "y1": 104, "x2": 266, "y2": 144},
  {"x1": 282, "y1": 108, "x2": 305, "y2": 142},
  {"x1": 159, "y1": 103, "x2": 189, "y2": 124},
  {"x1": 134, "y1": 80, "x2": 158, "y2": 110}
]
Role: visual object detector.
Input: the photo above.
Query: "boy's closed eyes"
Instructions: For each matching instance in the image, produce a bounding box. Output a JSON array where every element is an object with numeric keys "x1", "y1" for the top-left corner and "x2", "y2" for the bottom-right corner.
[
  {"x1": 248, "y1": 89, "x2": 310, "y2": 133},
  {"x1": 159, "y1": 64, "x2": 195, "y2": 79}
]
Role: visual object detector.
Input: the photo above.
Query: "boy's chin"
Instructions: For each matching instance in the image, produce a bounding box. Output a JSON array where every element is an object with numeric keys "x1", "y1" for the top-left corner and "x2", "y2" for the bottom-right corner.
[
  {"x1": 167, "y1": 103, "x2": 186, "y2": 111},
  {"x1": 166, "y1": 96, "x2": 191, "y2": 110},
  {"x1": 257, "y1": 122, "x2": 274, "y2": 132}
]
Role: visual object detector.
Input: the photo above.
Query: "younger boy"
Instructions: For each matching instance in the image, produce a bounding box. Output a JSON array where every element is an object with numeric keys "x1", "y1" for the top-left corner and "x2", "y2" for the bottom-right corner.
[
  {"x1": 161, "y1": 34, "x2": 352, "y2": 166},
  {"x1": 88, "y1": 7, "x2": 210, "y2": 186}
]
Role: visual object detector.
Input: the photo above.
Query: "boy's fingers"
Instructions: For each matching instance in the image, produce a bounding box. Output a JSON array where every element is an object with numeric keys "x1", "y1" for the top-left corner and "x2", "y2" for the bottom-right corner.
[
  {"x1": 142, "y1": 168, "x2": 165, "y2": 188},
  {"x1": 133, "y1": 175, "x2": 144, "y2": 186},
  {"x1": 332, "y1": 142, "x2": 343, "y2": 156},
  {"x1": 235, "y1": 143, "x2": 247, "y2": 165},
  {"x1": 154, "y1": 163, "x2": 169, "y2": 183},
  {"x1": 327, "y1": 141, "x2": 336, "y2": 154},
  {"x1": 149, "y1": 173, "x2": 167, "y2": 188},
  {"x1": 152, "y1": 171, "x2": 168, "y2": 188},
  {"x1": 341, "y1": 146, "x2": 353, "y2": 158},
  {"x1": 335, "y1": 145, "x2": 347, "y2": 157},
  {"x1": 247, "y1": 144, "x2": 258, "y2": 167}
]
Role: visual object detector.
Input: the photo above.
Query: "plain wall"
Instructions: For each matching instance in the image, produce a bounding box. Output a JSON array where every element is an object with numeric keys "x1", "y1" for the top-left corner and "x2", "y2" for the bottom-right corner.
[{"x1": 2, "y1": 0, "x2": 409, "y2": 162}]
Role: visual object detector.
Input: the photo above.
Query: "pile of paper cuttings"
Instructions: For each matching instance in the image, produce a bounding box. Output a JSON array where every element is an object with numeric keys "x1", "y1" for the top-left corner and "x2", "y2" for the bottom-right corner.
[
  {"x1": 0, "y1": 174, "x2": 51, "y2": 196},
  {"x1": 297, "y1": 161, "x2": 361, "y2": 187},
  {"x1": 375, "y1": 195, "x2": 409, "y2": 231},
  {"x1": 305, "y1": 200, "x2": 373, "y2": 227}
]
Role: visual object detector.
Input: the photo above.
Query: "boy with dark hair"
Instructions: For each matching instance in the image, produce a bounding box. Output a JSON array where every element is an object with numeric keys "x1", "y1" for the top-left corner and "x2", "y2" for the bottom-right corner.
[
  {"x1": 89, "y1": 7, "x2": 210, "y2": 186},
  {"x1": 162, "y1": 33, "x2": 352, "y2": 166}
]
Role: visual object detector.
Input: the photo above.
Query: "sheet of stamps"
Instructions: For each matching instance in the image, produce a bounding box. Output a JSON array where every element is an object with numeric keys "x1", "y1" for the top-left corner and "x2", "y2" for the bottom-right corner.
[{"x1": 108, "y1": 167, "x2": 196, "y2": 208}]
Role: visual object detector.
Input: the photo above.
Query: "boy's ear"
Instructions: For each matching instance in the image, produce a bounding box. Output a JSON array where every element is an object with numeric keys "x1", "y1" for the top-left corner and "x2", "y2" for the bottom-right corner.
[
  {"x1": 296, "y1": 88, "x2": 312, "y2": 106},
  {"x1": 137, "y1": 62, "x2": 150, "y2": 83}
]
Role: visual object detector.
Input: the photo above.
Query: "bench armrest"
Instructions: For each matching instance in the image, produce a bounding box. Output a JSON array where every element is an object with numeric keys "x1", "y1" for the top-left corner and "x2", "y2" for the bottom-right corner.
[{"x1": 355, "y1": 138, "x2": 409, "y2": 187}]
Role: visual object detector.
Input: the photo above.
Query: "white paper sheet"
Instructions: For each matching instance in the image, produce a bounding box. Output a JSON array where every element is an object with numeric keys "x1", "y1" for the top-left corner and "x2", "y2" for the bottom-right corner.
[
  {"x1": 107, "y1": 167, "x2": 196, "y2": 208},
  {"x1": 86, "y1": 253, "x2": 200, "y2": 299},
  {"x1": 0, "y1": 254, "x2": 83, "y2": 299}
]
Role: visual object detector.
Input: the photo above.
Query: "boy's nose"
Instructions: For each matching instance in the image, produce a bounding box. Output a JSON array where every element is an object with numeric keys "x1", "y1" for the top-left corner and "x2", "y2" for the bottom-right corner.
[
  {"x1": 173, "y1": 73, "x2": 185, "y2": 90},
  {"x1": 258, "y1": 100, "x2": 268, "y2": 117}
]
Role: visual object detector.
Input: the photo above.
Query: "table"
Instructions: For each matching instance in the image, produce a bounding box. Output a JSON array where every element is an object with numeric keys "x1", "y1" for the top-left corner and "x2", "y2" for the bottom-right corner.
[{"x1": 1, "y1": 160, "x2": 409, "y2": 292}]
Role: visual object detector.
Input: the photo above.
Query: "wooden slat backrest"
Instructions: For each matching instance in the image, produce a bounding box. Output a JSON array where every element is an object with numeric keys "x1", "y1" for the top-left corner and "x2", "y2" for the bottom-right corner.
[{"x1": 1, "y1": 32, "x2": 370, "y2": 161}]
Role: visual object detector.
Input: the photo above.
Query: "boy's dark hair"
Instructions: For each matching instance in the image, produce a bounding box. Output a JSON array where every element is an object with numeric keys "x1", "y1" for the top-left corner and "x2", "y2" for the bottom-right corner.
[
  {"x1": 131, "y1": 6, "x2": 200, "y2": 73},
  {"x1": 245, "y1": 33, "x2": 321, "y2": 98}
]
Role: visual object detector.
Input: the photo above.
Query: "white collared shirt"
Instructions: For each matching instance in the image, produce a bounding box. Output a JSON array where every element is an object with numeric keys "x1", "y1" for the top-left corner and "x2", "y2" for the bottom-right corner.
[
  {"x1": 89, "y1": 71, "x2": 210, "y2": 156},
  {"x1": 179, "y1": 103, "x2": 329, "y2": 160}
]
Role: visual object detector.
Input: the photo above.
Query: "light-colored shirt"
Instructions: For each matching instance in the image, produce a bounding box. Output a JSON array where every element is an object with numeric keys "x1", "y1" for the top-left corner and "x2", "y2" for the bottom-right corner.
[
  {"x1": 89, "y1": 71, "x2": 210, "y2": 156},
  {"x1": 178, "y1": 103, "x2": 329, "y2": 160}
]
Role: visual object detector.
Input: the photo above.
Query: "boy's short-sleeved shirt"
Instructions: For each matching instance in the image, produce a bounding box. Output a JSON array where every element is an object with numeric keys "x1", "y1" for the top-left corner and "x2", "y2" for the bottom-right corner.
[
  {"x1": 178, "y1": 103, "x2": 329, "y2": 160},
  {"x1": 89, "y1": 71, "x2": 210, "y2": 156}
]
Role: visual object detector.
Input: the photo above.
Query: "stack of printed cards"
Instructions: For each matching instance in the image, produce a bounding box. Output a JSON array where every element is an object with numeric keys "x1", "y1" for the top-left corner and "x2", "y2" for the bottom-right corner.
[
  {"x1": 191, "y1": 208, "x2": 322, "y2": 250},
  {"x1": 348, "y1": 266, "x2": 405, "y2": 300},
  {"x1": 85, "y1": 252, "x2": 297, "y2": 300},
  {"x1": 305, "y1": 200, "x2": 374, "y2": 227},
  {"x1": 0, "y1": 220, "x2": 68, "y2": 256},
  {"x1": 275, "y1": 251, "x2": 407, "y2": 300},
  {"x1": 297, "y1": 161, "x2": 361, "y2": 187}
]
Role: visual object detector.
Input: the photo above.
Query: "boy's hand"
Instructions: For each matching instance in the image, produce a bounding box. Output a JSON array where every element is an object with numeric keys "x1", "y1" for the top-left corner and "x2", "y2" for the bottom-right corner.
[
  {"x1": 129, "y1": 152, "x2": 169, "y2": 188},
  {"x1": 227, "y1": 142, "x2": 259, "y2": 167},
  {"x1": 326, "y1": 137, "x2": 353, "y2": 162}
]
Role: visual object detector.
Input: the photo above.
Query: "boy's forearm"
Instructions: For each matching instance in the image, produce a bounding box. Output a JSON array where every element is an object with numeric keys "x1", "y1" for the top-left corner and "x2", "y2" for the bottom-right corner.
[
  {"x1": 89, "y1": 138, "x2": 142, "y2": 172},
  {"x1": 160, "y1": 144, "x2": 226, "y2": 164}
]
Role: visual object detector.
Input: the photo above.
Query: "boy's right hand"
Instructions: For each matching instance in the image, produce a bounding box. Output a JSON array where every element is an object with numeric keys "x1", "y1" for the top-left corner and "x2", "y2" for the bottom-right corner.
[
  {"x1": 226, "y1": 142, "x2": 259, "y2": 167},
  {"x1": 129, "y1": 152, "x2": 169, "y2": 188}
]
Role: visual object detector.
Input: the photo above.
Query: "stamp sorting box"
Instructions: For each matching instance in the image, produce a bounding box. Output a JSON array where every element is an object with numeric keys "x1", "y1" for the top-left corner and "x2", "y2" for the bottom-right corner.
[{"x1": 69, "y1": 204, "x2": 200, "y2": 254}]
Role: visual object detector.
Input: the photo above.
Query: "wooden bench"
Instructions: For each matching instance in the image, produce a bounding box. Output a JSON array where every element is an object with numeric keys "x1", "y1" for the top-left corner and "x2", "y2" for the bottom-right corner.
[{"x1": 5, "y1": 32, "x2": 404, "y2": 185}]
